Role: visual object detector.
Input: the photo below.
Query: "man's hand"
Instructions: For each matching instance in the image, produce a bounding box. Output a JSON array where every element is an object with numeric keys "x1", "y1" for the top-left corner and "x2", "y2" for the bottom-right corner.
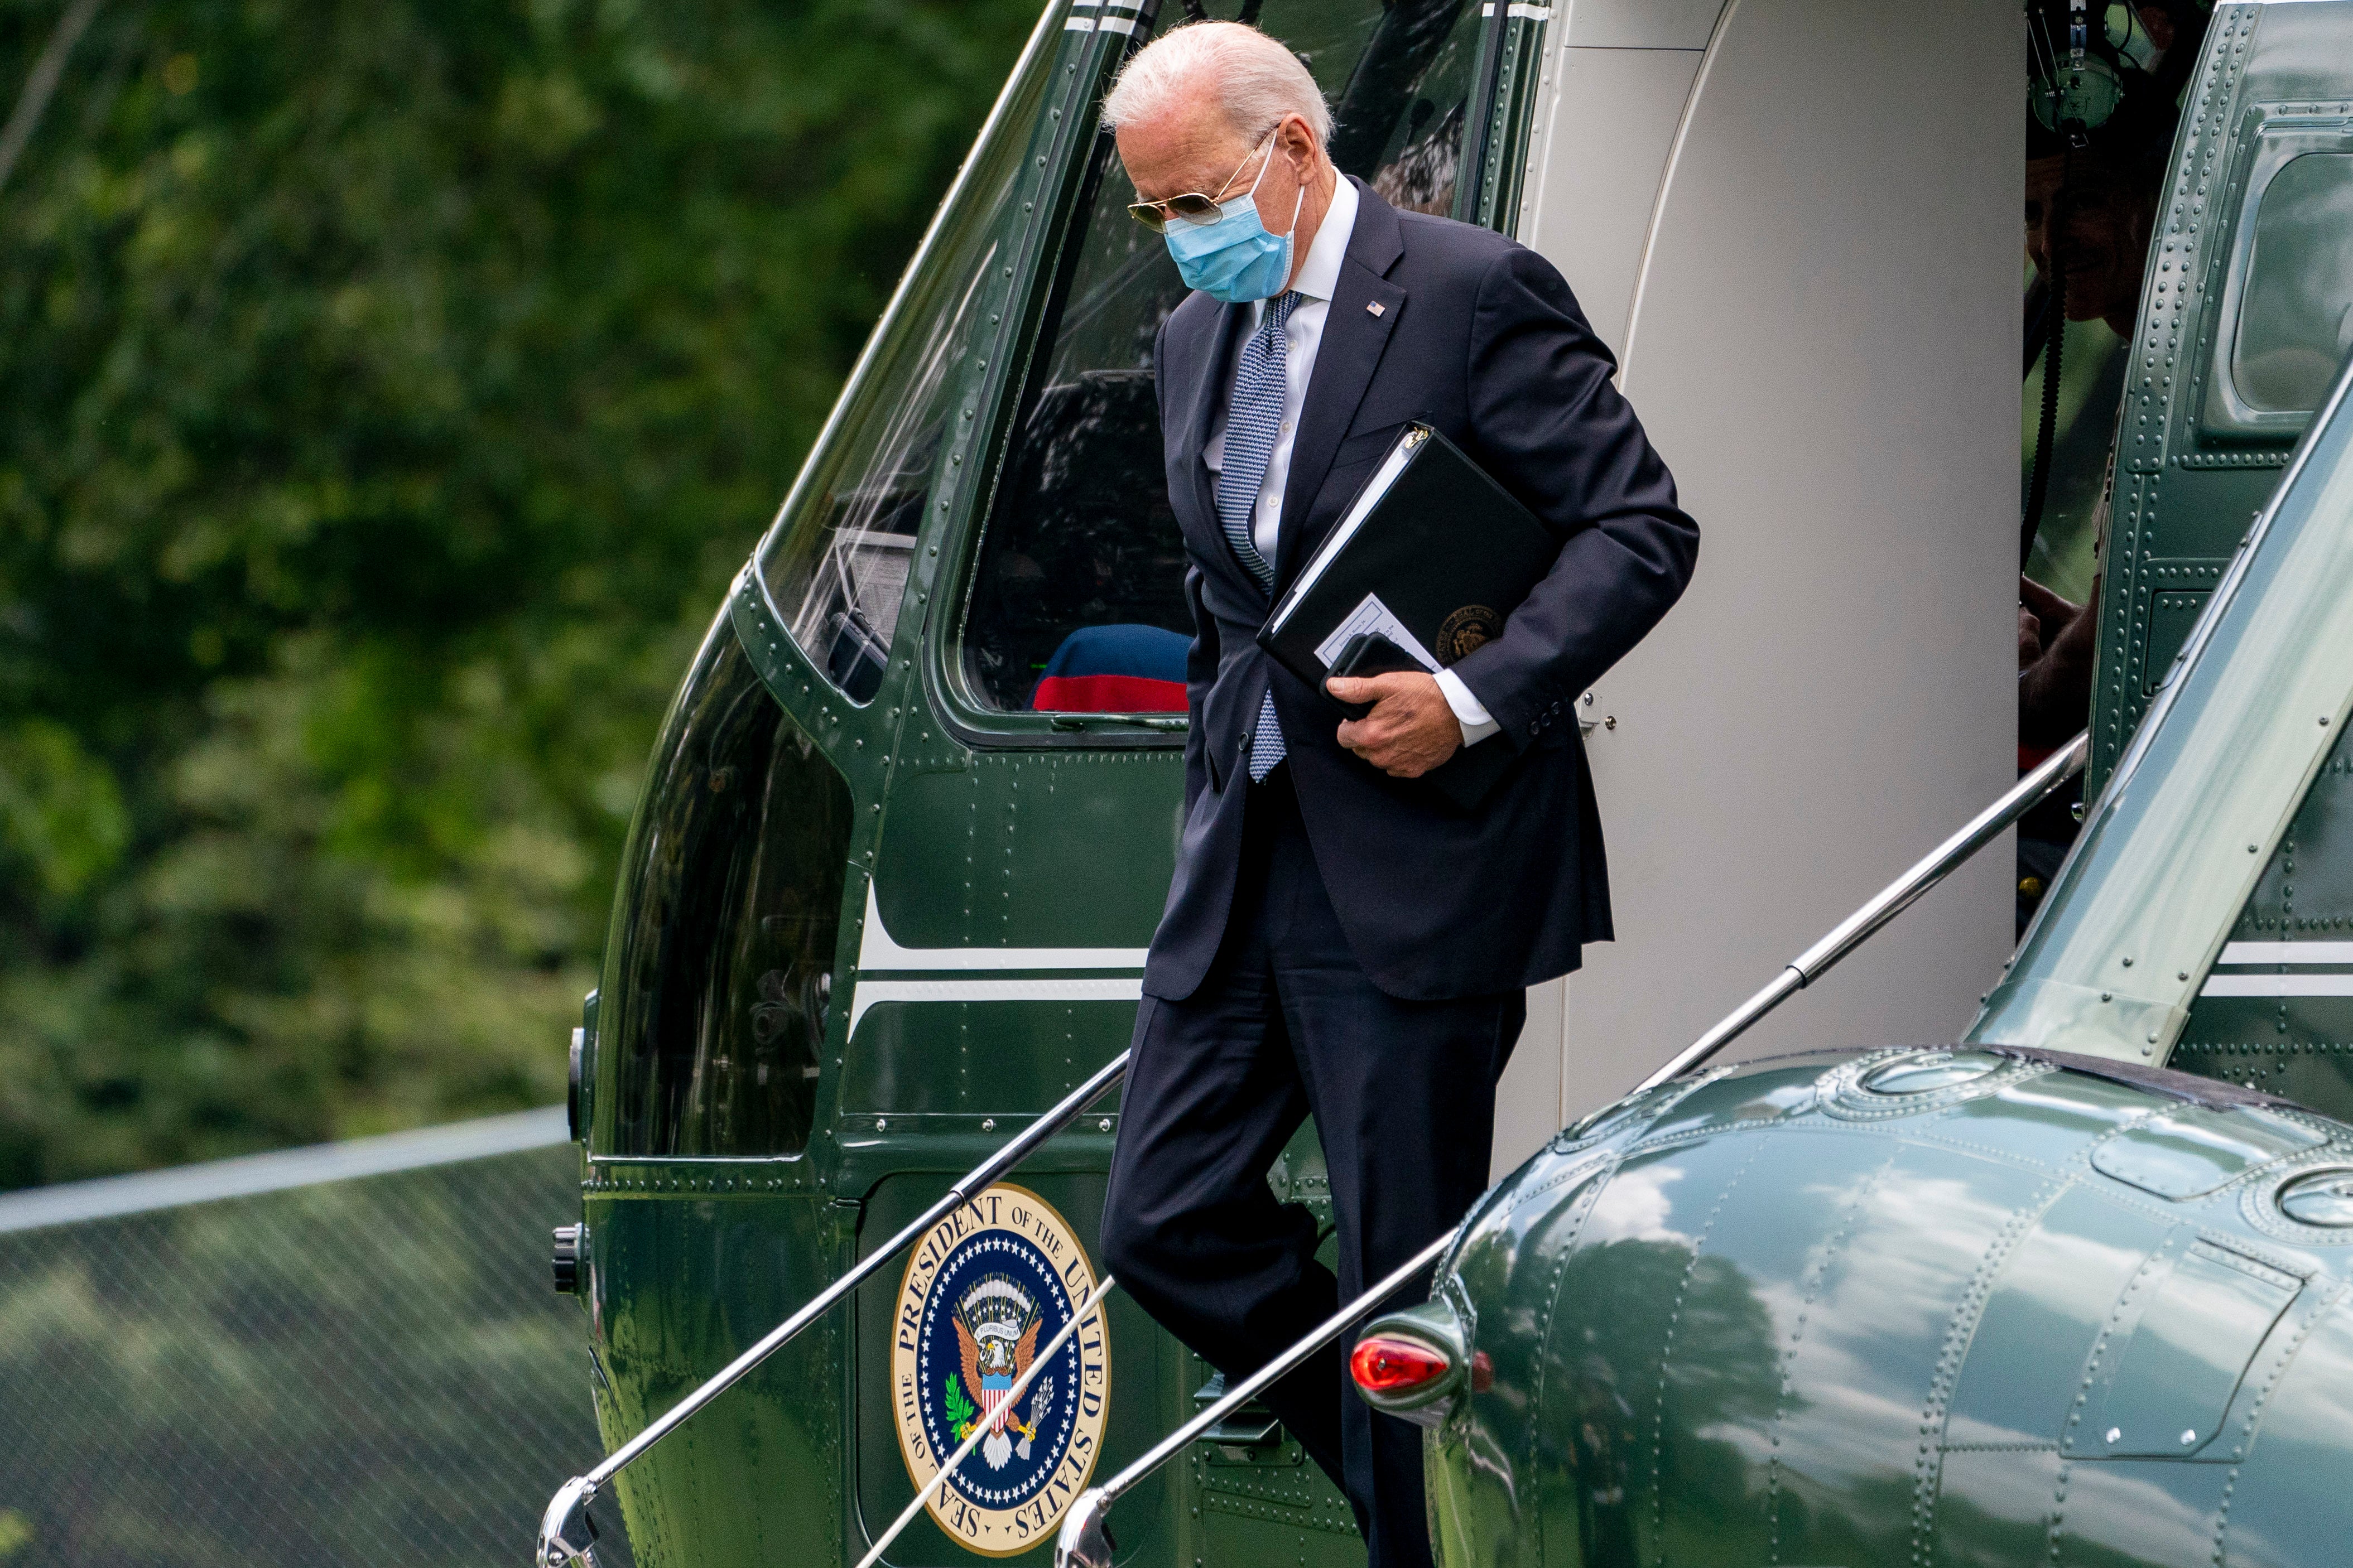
[
  {"x1": 1327, "y1": 672, "x2": 1462, "y2": 778},
  {"x1": 2020, "y1": 573, "x2": 2101, "y2": 748},
  {"x1": 2019, "y1": 575, "x2": 2083, "y2": 644}
]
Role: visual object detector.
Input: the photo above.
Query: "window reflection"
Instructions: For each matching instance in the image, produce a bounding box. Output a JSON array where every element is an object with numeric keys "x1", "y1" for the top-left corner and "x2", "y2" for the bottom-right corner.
[
  {"x1": 963, "y1": 142, "x2": 1194, "y2": 712},
  {"x1": 603, "y1": 628, "x2": 851, "y2": 1158},
  {"x1": 1327, "y1": 0, "x2": 1482, "y2": 215},
  {"x1": 2233, "y1": 152, "x2": 2353, "y2": 415}
]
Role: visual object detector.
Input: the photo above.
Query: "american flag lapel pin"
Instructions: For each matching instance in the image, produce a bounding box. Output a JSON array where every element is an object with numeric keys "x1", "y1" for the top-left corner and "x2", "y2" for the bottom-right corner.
[{"x1": 1366, "y1": 301, "x2": 1385, "y2": 317}]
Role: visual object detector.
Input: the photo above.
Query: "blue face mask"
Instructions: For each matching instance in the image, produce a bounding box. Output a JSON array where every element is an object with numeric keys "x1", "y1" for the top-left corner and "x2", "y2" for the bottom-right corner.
[{"x1": 1162, "y1": 143, "x2": 1304, "y2": 305}]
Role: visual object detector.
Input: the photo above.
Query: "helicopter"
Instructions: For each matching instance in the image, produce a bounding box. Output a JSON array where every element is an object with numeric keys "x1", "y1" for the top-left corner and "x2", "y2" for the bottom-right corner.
[{"x1": 538, "y1": 0, "x2": 2353, "y2": 1564}]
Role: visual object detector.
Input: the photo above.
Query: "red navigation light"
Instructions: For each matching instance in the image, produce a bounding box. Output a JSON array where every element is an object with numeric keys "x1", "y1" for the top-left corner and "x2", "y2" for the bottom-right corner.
[{"x1": 1350, "y1": 1335, "x2": 1453, "y2": 1396}]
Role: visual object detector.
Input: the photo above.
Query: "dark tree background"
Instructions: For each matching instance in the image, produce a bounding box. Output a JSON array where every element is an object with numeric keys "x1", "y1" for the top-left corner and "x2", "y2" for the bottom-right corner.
[{"x1": 0, "y1": 0, "x2": 1041, "y2": 1188}]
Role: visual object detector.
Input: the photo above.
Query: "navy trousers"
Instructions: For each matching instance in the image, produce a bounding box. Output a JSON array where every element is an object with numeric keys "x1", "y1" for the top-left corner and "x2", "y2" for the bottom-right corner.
[{"x1": 1103, "y1": 768, "x2": 1524, "y2": 1568}]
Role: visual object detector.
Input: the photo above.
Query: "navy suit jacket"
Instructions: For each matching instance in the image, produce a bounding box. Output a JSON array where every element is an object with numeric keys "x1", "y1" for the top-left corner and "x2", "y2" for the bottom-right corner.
[{"x1": 1144, "y1": 178, "x2": 1699, "y2": 1003}]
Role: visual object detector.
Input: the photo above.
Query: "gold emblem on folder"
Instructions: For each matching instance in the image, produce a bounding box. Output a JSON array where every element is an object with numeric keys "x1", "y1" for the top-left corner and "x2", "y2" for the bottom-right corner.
[{"x1": 1437, "y1": 605, "x2": 1502, "y2": 664}]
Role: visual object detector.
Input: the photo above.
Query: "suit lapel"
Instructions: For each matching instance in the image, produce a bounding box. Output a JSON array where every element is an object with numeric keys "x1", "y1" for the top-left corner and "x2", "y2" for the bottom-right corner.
[{"x1": 1274, "y1": 180, "x2": 1408, "y2": 589}]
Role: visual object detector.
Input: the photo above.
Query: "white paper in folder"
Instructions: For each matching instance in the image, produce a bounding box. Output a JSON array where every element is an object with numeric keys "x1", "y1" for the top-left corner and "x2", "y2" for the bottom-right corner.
[{"x1": 1311, "y1": 592, "x2": 1443, "y2": 674}]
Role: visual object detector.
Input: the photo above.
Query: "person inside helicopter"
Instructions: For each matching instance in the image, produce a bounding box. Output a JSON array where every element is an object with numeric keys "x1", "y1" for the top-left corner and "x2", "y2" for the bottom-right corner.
[
  {"x1": 2015, "y1": 0, "x2": 2205, "y2": 925},
  {"x1": 2015, "y1": 99, "x2": 2173, "y2": 742}
]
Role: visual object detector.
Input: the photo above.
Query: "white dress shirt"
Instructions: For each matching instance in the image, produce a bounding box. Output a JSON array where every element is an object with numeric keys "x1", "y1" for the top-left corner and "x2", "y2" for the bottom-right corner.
[{"x1": 1202, "y1": 175, "x2": 1498, "y2": 746}]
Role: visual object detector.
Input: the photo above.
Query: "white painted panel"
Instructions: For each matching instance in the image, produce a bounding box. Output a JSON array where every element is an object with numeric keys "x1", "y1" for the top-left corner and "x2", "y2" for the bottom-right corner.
[
  {"x1": 1524, "y1": 47, "x2": 1707, "y2": 354},
  {"x1": 1541, "y1": 0, "x2": 2020, "y2": 1123},
  {"x1": 1566, "y1": 0, "x2": 1725, "y2": 50},
  {"x1": 1493, "y1": 977, "x2": 1567, "y2": 1179}
]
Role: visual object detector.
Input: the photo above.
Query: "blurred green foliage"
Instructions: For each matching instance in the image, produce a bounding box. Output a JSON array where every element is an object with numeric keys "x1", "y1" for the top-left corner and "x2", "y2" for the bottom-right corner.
[{"x1": 0, "y1": 0, "x2": 1041, "y2": 1187}]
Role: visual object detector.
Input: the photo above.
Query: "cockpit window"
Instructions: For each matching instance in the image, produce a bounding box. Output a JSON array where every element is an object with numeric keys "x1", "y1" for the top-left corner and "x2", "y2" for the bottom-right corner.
[
  {"x1": 754, "y1": 25, "x2": 1057, "y2": 703},
  {"x1": 600, "y1": 622, "x2": 852, "y2": 1159},
  {"x1": 959, "y1": 0, "x2": 1493, "y2": 715},
  {"x1": 2232, "y1": 152, "x2": 2353, "y2": 416}
]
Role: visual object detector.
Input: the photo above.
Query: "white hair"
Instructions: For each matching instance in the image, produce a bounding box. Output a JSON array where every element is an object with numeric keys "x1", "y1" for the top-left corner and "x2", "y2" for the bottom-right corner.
[{"x1": 1099, "y1": 21, "x2": 1332, "y2": 148}]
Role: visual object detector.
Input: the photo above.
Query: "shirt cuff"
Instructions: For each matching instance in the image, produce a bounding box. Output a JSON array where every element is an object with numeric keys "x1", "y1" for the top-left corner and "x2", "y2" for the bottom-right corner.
[{"x1": 1434, "y1": 668, "x2": 1501, "y2": 746}]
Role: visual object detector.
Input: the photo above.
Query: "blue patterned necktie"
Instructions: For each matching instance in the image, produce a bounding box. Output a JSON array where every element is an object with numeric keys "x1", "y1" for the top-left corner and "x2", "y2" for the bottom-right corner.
[{"x1": 1216, "y1": 291, "x2": 1300, "y2": 782}]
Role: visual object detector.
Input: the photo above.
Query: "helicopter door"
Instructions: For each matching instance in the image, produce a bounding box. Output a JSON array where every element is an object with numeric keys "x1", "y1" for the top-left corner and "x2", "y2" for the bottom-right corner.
[{"x1": 1497, "y1": 0, "x2": 2022, "y2": 1138}]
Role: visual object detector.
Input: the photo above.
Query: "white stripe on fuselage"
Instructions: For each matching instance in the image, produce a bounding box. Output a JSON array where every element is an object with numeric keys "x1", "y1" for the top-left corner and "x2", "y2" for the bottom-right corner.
[
  {"x1": 848, "y1": 977, "x2": 1144, "y2": 1036},
  {"x1": 847, "y1": 884, "x2": 1147, "y2": 1033},
  {"x1": 2202, "y1": 973, "x2": 2353, "y2": 997},
  {"x1": 2215, "y1": 941, "x2": 2353, "y2": 966},
  {"x1": 856, "y1": 884, "x2": 1147, "y2": 971},
  {"x1": 2201, "y1": 940, "x2": 2353, "y2": 996}
]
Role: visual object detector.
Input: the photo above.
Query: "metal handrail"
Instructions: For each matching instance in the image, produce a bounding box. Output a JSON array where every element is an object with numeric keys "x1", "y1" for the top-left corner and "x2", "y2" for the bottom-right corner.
[
  {"x1": 537, "y1": 1046, "x2": 1131, "y2": 1567},
  {"x1": 1054, "y1": 731, "x2": 2090, "y2": 1567},
  {"x1": 543, "y1": 731, "x2": 2087, "y2": 1567},
  {"x1": 1633, "y1": 731, "x2": 2088, "y2": 1096},
  {"x1": 1055, "y1": 1232, "x2": 1455, "y2": 1568}
]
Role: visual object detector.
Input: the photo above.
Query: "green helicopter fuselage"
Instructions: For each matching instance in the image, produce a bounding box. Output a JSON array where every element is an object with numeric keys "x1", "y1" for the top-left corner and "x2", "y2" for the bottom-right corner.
[{"x1": 558, "y1": 1, "x2": 2353, "y2": 1565}]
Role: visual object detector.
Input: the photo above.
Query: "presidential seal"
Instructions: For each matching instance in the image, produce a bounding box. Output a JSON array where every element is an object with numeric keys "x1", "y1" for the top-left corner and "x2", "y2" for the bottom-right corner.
[
  {"x1": 1436, "y1": 604, "x2": 1502, "y2": 663},
  {"x1": 891, "y1": 1183, "x2": 1110, "y2": 1556}
]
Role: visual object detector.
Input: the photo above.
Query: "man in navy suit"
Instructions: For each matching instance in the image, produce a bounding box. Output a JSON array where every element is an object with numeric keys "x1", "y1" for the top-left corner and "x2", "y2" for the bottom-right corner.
[{"x1": 1095, "y1": 23, "x2": 1698, "y2": 1566}]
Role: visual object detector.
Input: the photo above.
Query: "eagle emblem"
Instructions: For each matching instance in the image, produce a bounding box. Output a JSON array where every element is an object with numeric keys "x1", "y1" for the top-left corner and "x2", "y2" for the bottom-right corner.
[
  {"x1": 950, "y1": 1277, "x2": 1048, "y2": 1469},
  {"x1": 1437, "y1": 604, "x2": 1503, "y2": 664},
  {"x1": 889, "y1": 1183, "x2": 1110, "y2": 1555}
]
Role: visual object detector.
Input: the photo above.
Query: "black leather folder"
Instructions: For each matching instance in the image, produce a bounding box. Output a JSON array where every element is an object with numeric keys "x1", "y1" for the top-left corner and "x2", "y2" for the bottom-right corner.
[{"x1": 1258, "y1": 422, "x2": 1561, "y2": 810}]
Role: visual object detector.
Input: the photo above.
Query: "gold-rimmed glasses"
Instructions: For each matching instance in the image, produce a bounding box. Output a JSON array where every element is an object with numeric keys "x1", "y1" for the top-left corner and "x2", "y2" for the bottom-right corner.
[{"x1": 1125, "y1": 132, "x2": 1274, "y2": 232}]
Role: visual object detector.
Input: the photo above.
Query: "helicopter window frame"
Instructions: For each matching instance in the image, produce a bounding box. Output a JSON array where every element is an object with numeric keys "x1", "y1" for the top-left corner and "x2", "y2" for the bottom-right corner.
[
  {"x1": 939, "y1": 121, "x2": 1198, "y2": 738},
  {"x1": 927, "y1": 0, "x2": 1526, "y2": 749},
  {"x1": 2200, "y1": 116, "x2": 2353, "y2": 443},
  {"x1": 920, "y1": 31, "x2": 1199, "y2": 749}
]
